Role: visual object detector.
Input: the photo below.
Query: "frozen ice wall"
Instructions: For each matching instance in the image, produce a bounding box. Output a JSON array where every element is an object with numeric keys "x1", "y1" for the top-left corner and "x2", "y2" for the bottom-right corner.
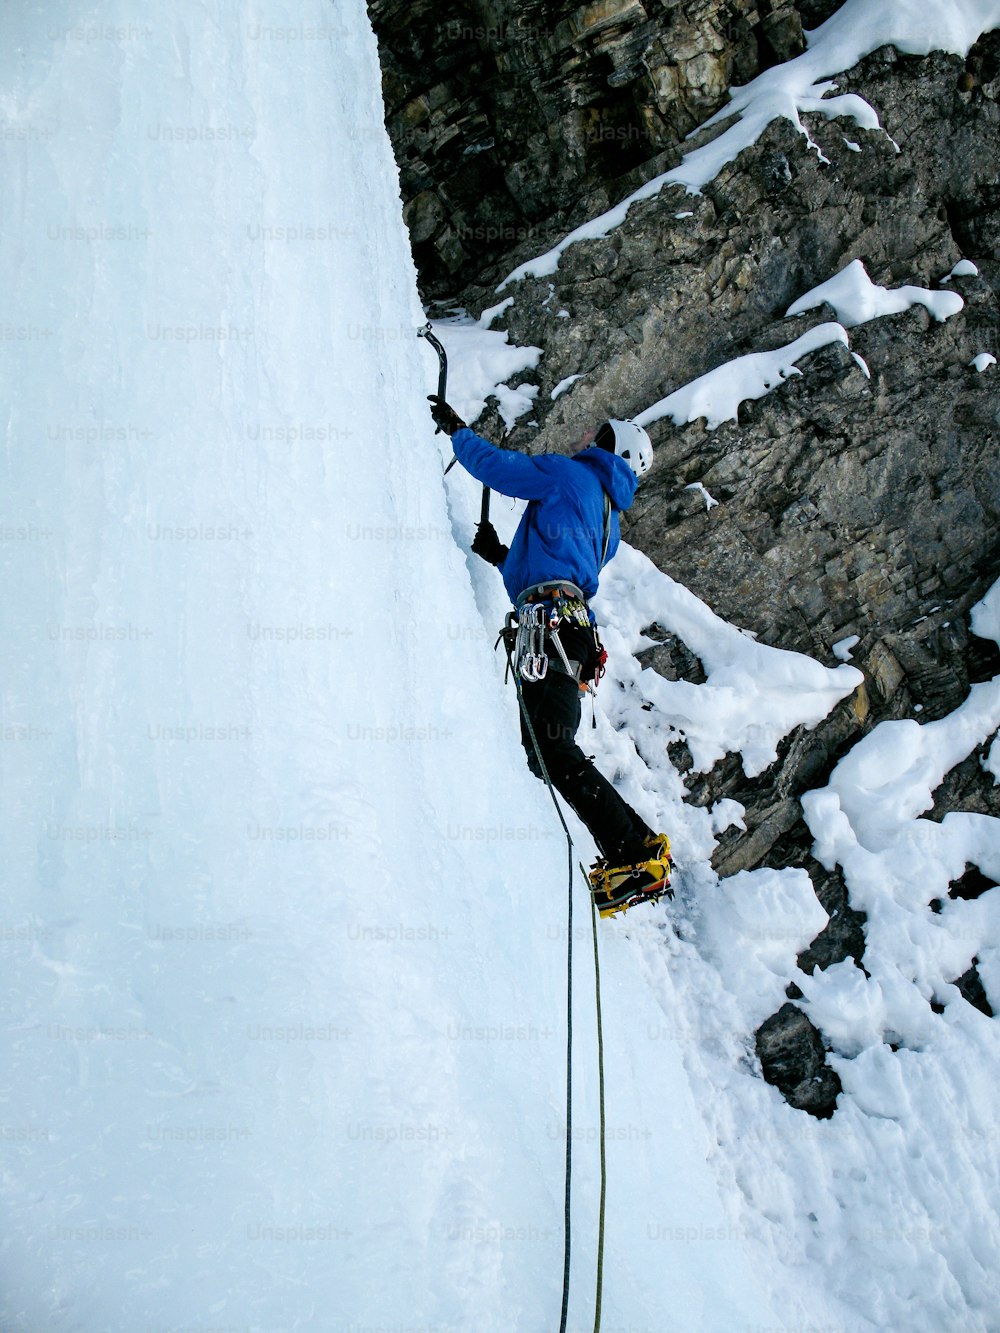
[
  {"x1": 0, "y1": 4, "x2": 787, "y2": 1330},
  {"x1": 0, "y1": 2, "x2": 573, "y2": 1326}
]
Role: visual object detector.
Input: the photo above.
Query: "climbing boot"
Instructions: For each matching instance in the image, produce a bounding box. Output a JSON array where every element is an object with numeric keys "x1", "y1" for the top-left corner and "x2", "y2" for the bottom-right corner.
[{"x1": 589, "y1": 833, "x2": 672, "y2": 918}]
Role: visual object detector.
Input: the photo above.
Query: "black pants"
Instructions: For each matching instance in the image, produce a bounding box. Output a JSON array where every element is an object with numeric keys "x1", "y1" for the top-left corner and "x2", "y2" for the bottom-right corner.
[{"x1": 518, "y1": 667, "x2": 654, "y2": 864}]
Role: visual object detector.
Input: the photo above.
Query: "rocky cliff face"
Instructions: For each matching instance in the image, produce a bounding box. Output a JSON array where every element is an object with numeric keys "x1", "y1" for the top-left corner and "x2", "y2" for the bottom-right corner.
[
  {"x1": 370, "y1": 0, "x2": 837, "y2": 297},
  {"x1": 367, "y1": 1, "x2": 1000, "y2": 1113}
]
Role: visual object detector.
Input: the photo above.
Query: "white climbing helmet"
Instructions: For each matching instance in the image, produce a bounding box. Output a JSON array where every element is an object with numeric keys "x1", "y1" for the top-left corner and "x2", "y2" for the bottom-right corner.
[{"x1": 595, "y1": 419, "x2": 653, "y2": 478}]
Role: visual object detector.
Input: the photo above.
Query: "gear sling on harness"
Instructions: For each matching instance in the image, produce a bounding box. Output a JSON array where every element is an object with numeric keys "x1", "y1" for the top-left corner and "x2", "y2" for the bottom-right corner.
[{"x1": 505, "y1": 581, "x2": 607, "y2": 690}]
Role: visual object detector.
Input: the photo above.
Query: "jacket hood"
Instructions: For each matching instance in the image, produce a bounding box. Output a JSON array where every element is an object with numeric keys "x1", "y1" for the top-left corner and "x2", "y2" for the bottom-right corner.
[{"x1": 571, "y1": 446, "x2": 638, "y2": 512}]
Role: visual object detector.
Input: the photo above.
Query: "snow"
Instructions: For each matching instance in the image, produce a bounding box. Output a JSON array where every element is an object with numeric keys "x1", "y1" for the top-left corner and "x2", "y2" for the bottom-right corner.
[
  {"x1": 785, "y1": 581, "x2": 1000, "y2": 1323},
  {"x1": 631, "y1": 259, "x2": 962, "y2": 438},
  {"x1": 833, "y1": 633, "x2": 861, "y2": 661},
  {"x1": 584, "y1": 557, "x2": 1000, "y2": 1330},
  {"x1": 971, "y1": 351, "x2": 997, "y2": 371},
  {"x1": 971, "y1": 580, "x2": 1000, "y2": 649},
  {"x1": 3, "y1": 3, "x2": 999, "y2": 1332},
  {"x1": 685, "y1": 481, "x2": 719, "y2": 511},
  {"x1": 426, "y1": 311, "x2": 542, "y2": 429},
  {"x1": 592, "y1": 543, "x2": 864, "y2": 779},
  {"x1": 701, "y1": 867, "x2": 830, "y2": 1024},
  {"x1": 551, "y1": 372, "x2": 585, "y2": 400},
  {"x1": 786, "y1": 257, "x2": 965, "y2": 327},
  {"x1": 710, "y1": 798, "x2": 747, "y2": 835},
  {"x1": 945, "y1": 258, "x2": 981, "y2": 280},
  {"x1": 479, "y1": 294, "x2": 515, "y2": 326},
  {"x1": 636, "y1": 322, "x2": 849, "y2": 431},
  {"x1": 808, "y1": 688, "x2": 1000, "y2": 855}
]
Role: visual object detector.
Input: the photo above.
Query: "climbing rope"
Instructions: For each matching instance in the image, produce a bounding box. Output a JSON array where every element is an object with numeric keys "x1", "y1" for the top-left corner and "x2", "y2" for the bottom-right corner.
[
  {"x1": 586, "y1": 865, "x2": 608, "y2": 1333},
  {"x1": 503, "y1": 638, "x2": 607, "y2": 1333}
]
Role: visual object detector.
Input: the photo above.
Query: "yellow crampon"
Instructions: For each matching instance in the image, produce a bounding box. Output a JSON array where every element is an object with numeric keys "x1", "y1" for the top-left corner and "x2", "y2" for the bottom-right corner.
[{"x1": 589, "y1": 833, "x2": 672, "y2": 918}]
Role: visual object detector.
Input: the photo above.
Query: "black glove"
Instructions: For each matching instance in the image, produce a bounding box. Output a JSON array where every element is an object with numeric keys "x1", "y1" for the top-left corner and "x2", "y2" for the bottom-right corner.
[
  {"x1": 471, "y1": 521, "x2": 509, "y2": 567},
  {"x1": 427, "y1": 394, "x2": 466, "y2": 435}
]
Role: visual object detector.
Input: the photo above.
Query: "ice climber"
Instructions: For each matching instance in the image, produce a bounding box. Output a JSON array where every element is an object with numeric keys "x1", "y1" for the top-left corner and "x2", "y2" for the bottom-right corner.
[{"x1": 428, "y1": 395, "x2": 672, "y2": 917}]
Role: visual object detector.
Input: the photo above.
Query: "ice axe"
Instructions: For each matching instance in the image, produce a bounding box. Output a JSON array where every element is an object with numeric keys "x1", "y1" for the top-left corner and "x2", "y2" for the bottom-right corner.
[
  {"x1": 418, "y1": 322, "x2": 491, "y2": 525},
  {"x1": 417, "y1": 322, "x2": 448, "y2": 422}
]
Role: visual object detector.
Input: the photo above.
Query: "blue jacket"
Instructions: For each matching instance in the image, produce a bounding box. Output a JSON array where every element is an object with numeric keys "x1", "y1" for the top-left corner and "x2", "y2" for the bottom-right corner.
[{"x1": 451, "y1": 427, "x2": 637, "y2": 604}]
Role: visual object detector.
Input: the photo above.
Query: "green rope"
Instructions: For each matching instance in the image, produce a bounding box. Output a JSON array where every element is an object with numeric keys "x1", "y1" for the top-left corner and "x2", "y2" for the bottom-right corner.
[
  {"x1": 503, "y1": 636, "x2": 607, "y2": 1333},
  {"x1": 585, "y1": 866, "x2": 608, "y2": 1332},
  {"x1": 509, "y1": 664, "x2": 574, "y2": 1332}
]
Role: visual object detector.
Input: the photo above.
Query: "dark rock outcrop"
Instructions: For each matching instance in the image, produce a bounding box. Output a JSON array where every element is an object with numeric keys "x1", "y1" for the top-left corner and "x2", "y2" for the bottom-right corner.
[
  {"x1": 368, "y1": 0, "x2": 807, "y2": 297},
  {"x1": 756, "y1": 1002, "x2": 841, "y2": 1118}
]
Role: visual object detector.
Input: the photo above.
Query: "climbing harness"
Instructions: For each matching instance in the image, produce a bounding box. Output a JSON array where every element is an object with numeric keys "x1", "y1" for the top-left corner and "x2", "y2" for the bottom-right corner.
[{"x1": 503, "y1": 581, "x2": 607, "y2": 692}]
